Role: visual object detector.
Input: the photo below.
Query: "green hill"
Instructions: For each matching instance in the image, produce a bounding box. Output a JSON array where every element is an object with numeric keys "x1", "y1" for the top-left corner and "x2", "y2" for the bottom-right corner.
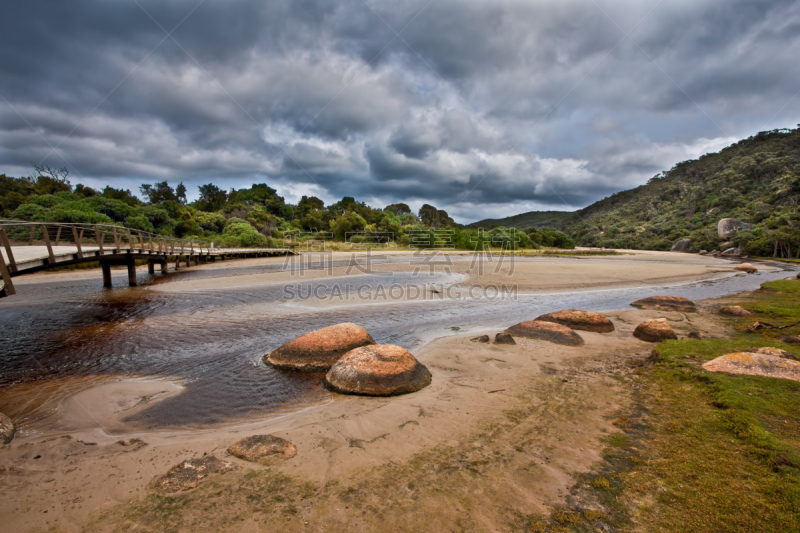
[
  {"x1": 467, "y1": 210, "x2": 573, "y2": 229},
  {"x1": 554, "y1": 127, "x2": 800, "y2": 257}
]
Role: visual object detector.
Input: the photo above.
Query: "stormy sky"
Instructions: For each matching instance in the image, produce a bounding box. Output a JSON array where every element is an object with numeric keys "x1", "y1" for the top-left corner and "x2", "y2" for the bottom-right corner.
[{"x1": 1, "y1": 1, "x2": 799, "y2": 222}]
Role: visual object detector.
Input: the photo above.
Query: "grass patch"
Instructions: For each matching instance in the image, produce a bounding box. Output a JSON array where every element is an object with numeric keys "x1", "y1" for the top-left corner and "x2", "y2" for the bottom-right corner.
[{"x1": 568, "y1": 278, "x2": 800, "y2": 533}]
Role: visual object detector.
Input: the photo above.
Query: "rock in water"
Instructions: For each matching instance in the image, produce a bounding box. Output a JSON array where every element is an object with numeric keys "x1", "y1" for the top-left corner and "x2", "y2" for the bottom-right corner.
[
  {"x1": 535, "y1": 309, "x2": 615, "y2": 333},
  {"x1": 504, "y1": 321, "x2": 584, "y2": 346},
  {"x1": 703, "y1": 352, "x2": 800, "y2": 383},
  {"x1": 157, "y1": 456, "x2": 237, "y2": 493},
  {"x1": 471, "y1": 335, "x2": 490, "y2": 343},
  {"x1": 228, "y1": 435, "x2": 297, "y2": 462},
  {"x1": 671, "y1": 238, "x2": 692, "y2": 252},
  {"x1": 719, "y1": 305, "x2": 752, "y2": 317},
  {"x1": 718, "y1": 218, "x2": 755, "y2": 239},
  {"x1": 734, "y1": 263, "x2": 758, "y2": 273},
  {"x1": 0, "y1": 413, "x2": 15, "y2": 444},
  {"x1": 630, "y1": 296, "x2": 697, "y2": 312},
  {"x1": 494, "y1": 333, "x2": 516, "y2": 344},
  {"x1": 324, "y1": 345, "x2": 432, "y2": 396},
  {"x1": 265, "y1": 323, "x2": 375, "y2": 371},
  {"x1": 633, "y1": 319, "x2": 677, "y2": 342},
  {"x1": 688, "y1": 331, "x2": 715, "y2": 340}
]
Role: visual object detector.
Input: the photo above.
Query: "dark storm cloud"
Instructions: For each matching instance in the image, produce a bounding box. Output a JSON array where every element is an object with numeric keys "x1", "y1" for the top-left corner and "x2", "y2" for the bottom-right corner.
[{"x1": 1, "y1": 0, "x2": 799, "y2": 221}]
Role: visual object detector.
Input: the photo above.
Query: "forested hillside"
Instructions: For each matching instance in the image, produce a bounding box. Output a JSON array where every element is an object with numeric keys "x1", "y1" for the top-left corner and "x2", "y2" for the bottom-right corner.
[
  {"x1": 467, "y1": 211, "x2": 572, "y2": 229},
  {"x1": 555, "y1": 127, "x2": 800, "y2": 257},
  {"x1": 0, "y1": 167, "x2": 574, "y2": 250}
]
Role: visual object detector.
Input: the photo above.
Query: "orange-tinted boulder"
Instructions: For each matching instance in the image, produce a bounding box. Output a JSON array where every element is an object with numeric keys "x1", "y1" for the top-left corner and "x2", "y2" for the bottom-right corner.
[
  {"x1": 494, "y1": 332, "x2": 516, "y2": 344},
  {"x1": 734, "y1": 263, "x2": 758, "y2": 273},
  {"x1": 228, "y1": 435, "x2": 297, "y2": 462},
  {"x1": 505, "y1": 321, "x2": 584, "y2": 346},
  {"x1": 703, "y1": 352, "x2": 800, "y2": 382},
  {"x1": 265, "y1": 323, "x2": 375, "y2": 371},
  {"x1": 719, "y1": 305, "x2": 752, "y2": 317},
  {"x1": 324, "y1": 345, "x2": 431, "y2": 396},
  {"x1": 535, "y1": 309, "x2": 614, "y2": 333},
  {"x1": 0, "y1": 413, "x2": 14, "y2": 445},
  {"x1": 633, "y1": 319, "x2": 677, "y2": 342},
  {"x1": 630, "y1": 296, "x2": 696, "y2": 312}
]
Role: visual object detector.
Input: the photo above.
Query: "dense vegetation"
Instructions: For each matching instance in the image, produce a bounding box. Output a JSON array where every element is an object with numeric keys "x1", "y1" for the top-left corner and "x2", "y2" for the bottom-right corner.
[
  {"x1": 467, "y1": 210, "x2": 572, "y2": 230},
  {"x1": 0, "y1": 166, "x2": 574, "y2": 250},
  {"x1": 552, "y1": 127, "x2": 800, "y2": 257}
]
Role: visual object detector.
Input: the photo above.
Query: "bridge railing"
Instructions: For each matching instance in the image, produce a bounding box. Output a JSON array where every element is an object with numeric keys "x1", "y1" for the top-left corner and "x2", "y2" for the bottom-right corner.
[{"x1": 0, "y1": 220, "x2": 212, "y2": 275}]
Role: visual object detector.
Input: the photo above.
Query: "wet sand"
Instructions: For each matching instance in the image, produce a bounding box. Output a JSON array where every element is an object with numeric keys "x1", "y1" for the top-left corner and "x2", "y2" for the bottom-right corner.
[{"x1": 0, "y1": 250, "x2": 787, "y2": 531}]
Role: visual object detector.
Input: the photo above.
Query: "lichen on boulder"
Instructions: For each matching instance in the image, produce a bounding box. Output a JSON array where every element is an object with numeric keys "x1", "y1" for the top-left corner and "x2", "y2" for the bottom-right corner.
[
  {"x1": 703, "y1": 352, "x2": 800, "y2": 382},
  {"x1": 265, "y1": 322, "x2": 375, "y2": 371},
  {"x1": 324, "y1": 344, "x2": 432, "y2": 396},
  {"x1": 535, "y1": 309, "x2": 614, "y2": 333},
  {"x1": 228, "y1": 435, "x2": 297, "y2": 462},
  {"x1": 504, "y1": 321, "x2": 584, "y2": 346}
]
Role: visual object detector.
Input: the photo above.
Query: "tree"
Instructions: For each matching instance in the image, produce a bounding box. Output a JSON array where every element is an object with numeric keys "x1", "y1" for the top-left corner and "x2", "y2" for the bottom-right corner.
[
  {"x1": 197, "y1": 183, "x2": 228, "y2": 211},
  {"x1": 140, "y1": 181, "x2": 178, "y2": 204},
  {"x1": 385, "y1": 203, "x2": 411, "y2": 216},
  {"x1": 176, "y1": 182, "x2": 187, "y2": 204}
]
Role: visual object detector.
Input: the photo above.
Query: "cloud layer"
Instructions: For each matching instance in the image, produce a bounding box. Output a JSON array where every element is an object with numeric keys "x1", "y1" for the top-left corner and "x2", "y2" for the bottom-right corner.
[{"x1": 1, "y1": 0, "x2": 798, "y2": 221}]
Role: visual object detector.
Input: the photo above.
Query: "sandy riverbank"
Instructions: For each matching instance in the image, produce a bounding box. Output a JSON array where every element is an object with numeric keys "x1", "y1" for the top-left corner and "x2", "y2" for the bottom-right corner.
[{"x1": 0, "y1": 287, "x2": 749, "y2": 532}]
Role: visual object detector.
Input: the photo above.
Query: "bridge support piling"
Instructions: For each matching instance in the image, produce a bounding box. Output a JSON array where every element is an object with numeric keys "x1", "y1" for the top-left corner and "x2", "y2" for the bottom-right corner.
[
  {"x1": 127, "y1": 260, "x2": 137, "y2": 287},
  {"x1": 160, "y1": 261, "x2": 168, "y2": 273},
  {"x1": 147, "y1": 261, "x2": 155, "y2": 274},
  {"x1": 101, "y1": 263, "x2": 112, "y2": 288}
]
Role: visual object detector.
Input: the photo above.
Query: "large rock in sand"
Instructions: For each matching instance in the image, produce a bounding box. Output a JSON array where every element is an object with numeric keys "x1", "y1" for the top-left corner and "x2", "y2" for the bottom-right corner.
[
  {"x1": 688, "y1": 330, "x2": 715, "y2": 340},
  {"x1": 671, "y1": 238, "x2": 692, "y2": 252},
  {"x1": 505, "y1": 321, "x2": 584, "y2": 346},
  {"x1": 718, "y1": 218, "x2": 755, "y2": 239},
  {"x1": 228, "y1": 435, "x2": 297, "y2": 462},
  {"x1": 265, "y1": 323, "x2": 375, "y2": 371},
  {"x1": 630, "y1": 296, "x2": 697, "y2": 312},
  {"x1": 703, "y1": 352, "x2": 800, "y2": 383},
  {"x1": 494, "y1": 332, "x2": 516, "y2": 344},
  {"x1": 535, "y1": 309, "x2": 614, "y2": 333},
  {"x1": 719, "y1": 305, "x2": 752, "y2": 317},
  {"x1": 633, "y1": 319, "x2": 677, "y2": 342},
  {"x1": 0, "y1": 413, "x2": 14, "y2": 444},
  {"x1": 157, "y1": 456, "x2": 237, "y2": 493},
  {"x1": 734, "y1": 263, "x2": 758, "y2": 273},
  {"x1": 324, "y1": 345, "x2": 431, "y2": 396}
]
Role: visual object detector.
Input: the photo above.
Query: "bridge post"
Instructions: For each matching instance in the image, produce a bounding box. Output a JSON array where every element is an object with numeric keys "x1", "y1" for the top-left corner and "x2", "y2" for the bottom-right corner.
[
  {"x1": 0, "y1": 259, "x2": 16, "y2": 296},
  {"x1": 101, "y1": 263, "x2": 112, "y2": 288},
  {"x1": 161, "y1": 261, "x2": 168, "y2": 273},
  {"x1": 148, "y1": 261, "x2": 155, "y2": 274},
  {"x1": 127, "y1": 260, "x2": 137, "y2": 287}
]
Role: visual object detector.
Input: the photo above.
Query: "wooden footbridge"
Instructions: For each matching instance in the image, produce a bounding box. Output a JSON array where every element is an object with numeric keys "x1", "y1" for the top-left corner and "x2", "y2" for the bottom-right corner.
[{"x1": 0, "y1": 220, "x2": 295, "y2": 297}]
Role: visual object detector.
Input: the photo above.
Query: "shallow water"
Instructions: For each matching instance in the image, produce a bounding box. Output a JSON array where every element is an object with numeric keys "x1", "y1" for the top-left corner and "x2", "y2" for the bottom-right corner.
[{"x1": 0, "y1": 256, "x2": 793, "y2": 430}]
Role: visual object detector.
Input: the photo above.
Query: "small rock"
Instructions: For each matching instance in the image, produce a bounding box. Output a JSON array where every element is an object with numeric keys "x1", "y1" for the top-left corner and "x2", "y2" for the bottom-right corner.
[
  {"x1": 265, "y1": 323, "x2": 375, "y2": 371},
  {"x1": 698, "y1": 250, "x2": 708, "y2": 255},
  {"x1": 504, "y1": 321, "x2": 584, "y2": 346},
  {"x1": 0, "y1": 413, "x2": 15, "y2": 445},
  {"x1": 534, "y1": 309, "x2": 615, "y2": 333},
  {"x1": 633, "y1": 319, "x2": 677, "y2": 343},
  {"x1": 710, "y1": 249, "x2": 719, "y2": 254},
  {"x1": 703, "y1": 352, "x2": 800, "y2": 383},
  {"x1": 228, "y1": 435, "x2": 297, "y2": 462},
  {"x1": 754, "y1": 347, "x2": 793, "y2": 358},
  {"x1": 157, "y1": 456, "x2": 237, "y2": 493},
  {"x1": 324, "y1": 344, "x2": 432, "y2": 396},
  {"x1": 494, "y1": 333, "x2": 516, "y2": 345},
  {"x1": 630, "y1": 296, "x2": 697, "y2": 312},
  {"x1": 688, "y1": 331, "x2": 715, "y2": 340},
  {"x1": 471, "y1": 335, "x2": 490, "y2": 343},
  {"x1": 719, "y1": 305, "x2": 752, "y2": 317},
  {"x1": 783, "y1": 336, "x2": 800, "y2": 345},
  {"x1": 734, "y1": 263, "x2": 758, "y2": 274}
]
